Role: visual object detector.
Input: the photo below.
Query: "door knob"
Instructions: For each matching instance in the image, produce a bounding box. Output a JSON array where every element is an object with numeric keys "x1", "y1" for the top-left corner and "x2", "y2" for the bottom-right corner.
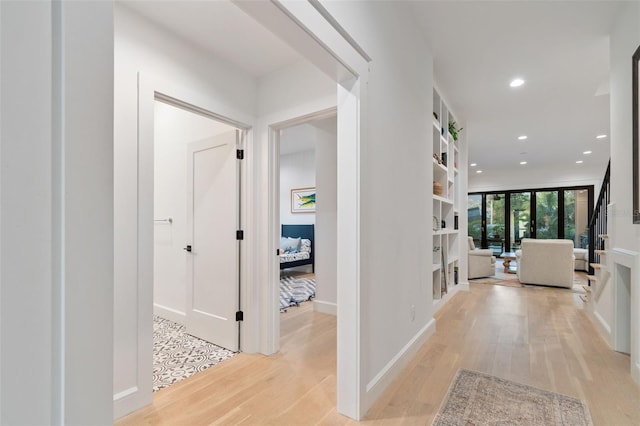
[{"x1": 183, "y1": 245, "x2": 192, "y2": 252}]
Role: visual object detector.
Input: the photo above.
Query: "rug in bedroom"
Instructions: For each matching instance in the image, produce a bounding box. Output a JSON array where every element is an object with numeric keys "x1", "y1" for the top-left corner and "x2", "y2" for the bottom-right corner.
[
  {"x1": 280, "y1": 276, "x2": 316, "y2": 311},
  {"x1": 433, "y1": 369, "x2": 594, "y2": 426},
  {"x1": 153, "y1": 316, "x2": 236, "y2": 392}
]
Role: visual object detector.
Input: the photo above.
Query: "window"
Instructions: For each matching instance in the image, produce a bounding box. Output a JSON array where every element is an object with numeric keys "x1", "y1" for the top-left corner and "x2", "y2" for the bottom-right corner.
[{"x1": 468, "y1": 186, "x2": 593, "y2": 253}]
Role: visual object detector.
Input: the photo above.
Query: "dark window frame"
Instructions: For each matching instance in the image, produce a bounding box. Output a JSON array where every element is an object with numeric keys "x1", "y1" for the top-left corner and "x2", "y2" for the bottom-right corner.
[{"x1": 469, "y1": 185, "x2": 594, "y2": 253}]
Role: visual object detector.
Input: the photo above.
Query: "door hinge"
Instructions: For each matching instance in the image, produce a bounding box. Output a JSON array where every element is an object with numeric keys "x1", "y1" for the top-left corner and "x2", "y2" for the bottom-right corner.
[
  {"x1": 236, "y1": 149, "x2": 244, "y2": 160},
  {"x1": 236, "y1": 311, "x2": 244, "y2": 321},
  {"x1": 236, "y1": 230, "x2": 244, "y2": 240}
]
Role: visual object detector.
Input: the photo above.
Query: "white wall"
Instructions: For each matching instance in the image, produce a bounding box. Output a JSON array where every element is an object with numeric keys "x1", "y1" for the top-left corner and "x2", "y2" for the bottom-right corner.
[
  {"x1": 599, "y1": 1, "x2": 640, "y2": 339},
  {"x1": 610, "y1": 1, "x2": 640, "y2": 251},
  {"x1": 153, "y1": 101, "x2": 235, "y2": 323},
  {"x1": 279, "y1": 149, "x2": 316, "y2": 225},
  {"x1": 114, "y1": 4, "x2": 256, "y2": 417},
  {"x1": 314, "y1": 120, "x2": 338, "y2": 312},
  {"x1": 319, "y1": 1, "x2": 436, "y2": 412},
  {"x1": 1, "y1": 3, "x2": 54, "y2": 422},
  {"x1": 2, "y1": 1, "x2": 114, "y2": 423}
]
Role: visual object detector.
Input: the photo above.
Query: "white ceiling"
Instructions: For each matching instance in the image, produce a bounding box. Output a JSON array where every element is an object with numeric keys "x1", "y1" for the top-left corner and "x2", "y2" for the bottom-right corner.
[
  {"x1": 119, "y1": 0, "x2": 300, "y2": 77},
  {"x1": 122, "y1": 0, "x2": 622, "y2": 177},
  {"x1": 410, "y1": 1, "x2": 622, "y2": 175}
]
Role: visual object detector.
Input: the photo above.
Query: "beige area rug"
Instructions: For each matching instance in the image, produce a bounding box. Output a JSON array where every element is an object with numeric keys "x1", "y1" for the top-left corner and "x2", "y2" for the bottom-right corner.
[
  {"x1": 470, "y1": 276, "x2": 587, "y2": 294},
  {"x1": 470, "y1": 276, "x2": 522, "y2": 288},
  {"x1": 433, "y1": 369, "x2": 594, "y2": 426}
]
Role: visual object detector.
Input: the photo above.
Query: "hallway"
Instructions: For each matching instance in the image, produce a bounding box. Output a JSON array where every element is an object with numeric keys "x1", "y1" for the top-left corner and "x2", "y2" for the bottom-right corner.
[{"x1": 117, "y1": 284, "x2": 640, "y2": 425}]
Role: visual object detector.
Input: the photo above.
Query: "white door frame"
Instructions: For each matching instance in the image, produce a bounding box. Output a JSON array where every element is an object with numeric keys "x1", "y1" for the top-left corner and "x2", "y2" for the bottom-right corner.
[
  {"x1": 264, "y1": 84, "x2": 362, "y2": 420},
  {"x1": 235, "y1": 1, "x2": 370, "y2": 419},
  {"x1": 267, "y1": 107, "x2": 337, "y2": 348},
  {"x1": 114, "y1": 73, "x2": 252, "y2": 417}
]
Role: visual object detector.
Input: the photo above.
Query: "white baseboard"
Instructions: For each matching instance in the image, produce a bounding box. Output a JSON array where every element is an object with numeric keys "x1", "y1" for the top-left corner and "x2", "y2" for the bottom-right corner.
[
  {"x1": 592, "y1": 309, "x2": 613, "y2": 346},
  {"x1": 153, "y1": 303, "x2": 185, "y2": 325},
  {"x1": 113, "y1": 386, "x2": 150, "y2": 420},
  {"x1": 362, "y1": 318, "x2": 436, "y2": 414},
  {"x1": 633, "y1": 361, "x2": 640, "y2": 386},
  {"x1": 313, "y1": 299, "x2": 337, "y2": 316},
  {"x1": 433, "y1": 282, "x2": 466, "y2": 314}
]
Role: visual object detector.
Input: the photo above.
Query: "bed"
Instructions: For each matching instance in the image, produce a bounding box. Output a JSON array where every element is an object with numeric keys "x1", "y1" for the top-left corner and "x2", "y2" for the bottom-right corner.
[{"x1": 280, "y1": 224, "x2": 314, "y2": 272}]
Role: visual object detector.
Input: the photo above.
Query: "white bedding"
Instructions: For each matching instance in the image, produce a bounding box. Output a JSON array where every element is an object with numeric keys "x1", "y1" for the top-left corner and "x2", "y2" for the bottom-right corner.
[{"x1": 279, "y1": 251, "x2": 310, "y2": 263}]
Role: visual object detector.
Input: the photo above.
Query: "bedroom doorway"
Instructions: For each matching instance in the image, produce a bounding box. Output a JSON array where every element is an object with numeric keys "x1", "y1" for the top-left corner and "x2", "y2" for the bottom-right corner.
[
  {"x1": 151, "y1": 97, "x2": 246, "y2": 391},
  {"x1": 276, "y1": 111, "x2": 338, "y2": 333}
]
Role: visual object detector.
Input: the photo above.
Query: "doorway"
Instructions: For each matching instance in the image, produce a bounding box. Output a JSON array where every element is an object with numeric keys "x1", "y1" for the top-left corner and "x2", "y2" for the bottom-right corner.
[
  {"x1": 151, "y1": 98, "x2": 245, "y2": 390},
  {"x1": 117, "y1": 0, "x2": 366, "y2": 417},
  {"x1": 268, "y1": 109, "x2": 338, "y2": 346},
  {"x1": 277, "y1": 114, "x2": 338, "y2": 326}
]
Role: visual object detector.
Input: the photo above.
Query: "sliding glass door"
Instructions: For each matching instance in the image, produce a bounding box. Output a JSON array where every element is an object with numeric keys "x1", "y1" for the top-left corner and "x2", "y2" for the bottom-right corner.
[
  {"x1": 535, "y1": 191, "x2": 559, "y2": 239},
  {"x1": 468, "y1": 186, "x2": 594, "y2": 254},
  {"x1": 564, "y1": 189, "x2": 590, "y2": 248},
  {"x1": 468, "y1": 194, "x2": 482, "y2": 248},
  {"x1": 509, "y1": 192, "x2": 530, "y2": 251},
  {"x1": 486, "y1": 194, "x2": 505, "y2": 256}
]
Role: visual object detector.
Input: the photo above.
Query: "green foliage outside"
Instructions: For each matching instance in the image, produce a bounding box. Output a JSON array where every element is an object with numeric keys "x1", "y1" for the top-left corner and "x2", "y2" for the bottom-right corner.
[
  {"x1": 535, "y1": 191, "x2": 558, "y2": 239},
  {"x1": 564, "y1": 191, "x2": 576, "y2": 242},
  {"x1": 467, "y1": 190, "x2": 579, "y2": 247}
]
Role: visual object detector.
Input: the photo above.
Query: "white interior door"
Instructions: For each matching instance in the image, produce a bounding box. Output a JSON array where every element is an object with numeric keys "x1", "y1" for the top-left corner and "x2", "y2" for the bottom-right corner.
[{"x1": 186, "y1": 130, "x2": 239, "y2": 351}]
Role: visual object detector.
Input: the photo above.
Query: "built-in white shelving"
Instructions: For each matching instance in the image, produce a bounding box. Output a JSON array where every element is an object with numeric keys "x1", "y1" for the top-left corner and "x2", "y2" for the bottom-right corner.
[{"x1": 432, "y1": 87, "x2": 461, "y2": 302}]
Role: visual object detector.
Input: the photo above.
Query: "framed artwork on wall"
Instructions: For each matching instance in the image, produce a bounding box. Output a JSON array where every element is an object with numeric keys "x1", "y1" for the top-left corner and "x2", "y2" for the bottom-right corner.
[
  {"x1": 633, "y1": 43, "x2": 640, "y2": 224},
  {"x1": 291, "y1": 187, "x2": 316, "y2": 213}
]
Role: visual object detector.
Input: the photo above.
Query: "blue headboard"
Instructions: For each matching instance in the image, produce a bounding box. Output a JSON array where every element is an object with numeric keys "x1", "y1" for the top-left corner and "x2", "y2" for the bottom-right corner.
[{"x1": 281, "y1": 224, "x2": 314, "y2": 242}]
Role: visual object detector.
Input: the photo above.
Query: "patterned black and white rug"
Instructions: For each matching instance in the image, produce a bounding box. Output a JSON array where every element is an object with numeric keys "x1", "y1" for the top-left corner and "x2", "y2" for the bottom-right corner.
[
  {"x1": 280, "y1": 276, "x2": 316, "y2": 312},
  {"x1": 153, "y1": 316, "x2": 236, "y2": 392}
]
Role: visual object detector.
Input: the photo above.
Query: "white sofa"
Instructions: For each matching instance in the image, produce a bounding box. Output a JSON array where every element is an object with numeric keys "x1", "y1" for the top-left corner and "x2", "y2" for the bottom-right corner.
[
  {"x1": 515, "y1": 238, "x2": 575, "y2": 288},
  {"x1": 574, "y1": 248, "x2": 588, "y2": 271},
  {"x1": 468, "y1": 237, "x2": 496, "y2": 279}
]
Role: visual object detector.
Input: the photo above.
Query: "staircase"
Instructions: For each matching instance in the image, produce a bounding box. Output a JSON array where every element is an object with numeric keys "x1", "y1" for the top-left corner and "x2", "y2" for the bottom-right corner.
[
  {"x1": 582, "y1": 160, "x2": 610, "y2": 304},
  {"x1": 581, "y1": 235, "x2": 610, "y2": 303}
]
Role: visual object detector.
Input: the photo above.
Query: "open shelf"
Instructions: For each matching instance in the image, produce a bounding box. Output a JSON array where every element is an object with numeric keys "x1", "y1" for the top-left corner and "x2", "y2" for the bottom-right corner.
[{"x1": 432, "y1": 86, "x2": 462, "y2": 303}]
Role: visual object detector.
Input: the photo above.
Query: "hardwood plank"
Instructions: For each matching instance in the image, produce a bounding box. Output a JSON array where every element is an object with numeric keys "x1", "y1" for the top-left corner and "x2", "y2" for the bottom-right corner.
[{"x1": 117, "y1": 283, "x2": 640, "y2": 426}]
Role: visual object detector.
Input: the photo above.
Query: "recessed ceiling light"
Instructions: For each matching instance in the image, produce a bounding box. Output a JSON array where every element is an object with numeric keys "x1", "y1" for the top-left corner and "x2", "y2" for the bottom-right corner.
[
  {"x1": 470, "y1": 163, "x2": 477, "y2": 167},
  {"x1": 583, "y1": 150, "x2": 592, "y2": 155},
  {"x1": 576, "y1": 160, "x2": 583, "y2": 164},
  {"x1": 476, "y1": 170, "x2": 483, "y2": 173},
  {"x1": 518, "y1": 135, "x2": 528, "y2": 140},
  {"x1": 520, "y1": 161, "x2": 527, "y2": 165},
  {"x1": 510, "y1": 78, "x2": 525, "y2": 87},
  {"x1": 596, "y1": 134, "x2": 607, "y2": 139}
]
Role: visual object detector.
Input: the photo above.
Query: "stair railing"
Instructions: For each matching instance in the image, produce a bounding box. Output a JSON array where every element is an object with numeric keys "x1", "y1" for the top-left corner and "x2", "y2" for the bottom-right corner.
[{"x1": 588, "y1": 160, "x2": 611, "y2": 276}]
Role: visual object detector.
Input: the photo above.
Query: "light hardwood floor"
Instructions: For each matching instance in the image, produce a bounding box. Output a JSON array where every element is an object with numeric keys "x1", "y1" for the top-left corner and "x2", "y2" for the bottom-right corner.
[{"x1": 117, "y1": 282, "x2": 640, "y2": 425}]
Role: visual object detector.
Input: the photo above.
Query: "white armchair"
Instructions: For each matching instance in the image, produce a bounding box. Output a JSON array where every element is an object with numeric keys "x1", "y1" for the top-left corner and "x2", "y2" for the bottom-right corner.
[
  {"x1": 468, "y1": 237, "x2": 496, "y2": 279},
  {"x1": 515, "y1": 238, "x2": 574, "y2": 288}
]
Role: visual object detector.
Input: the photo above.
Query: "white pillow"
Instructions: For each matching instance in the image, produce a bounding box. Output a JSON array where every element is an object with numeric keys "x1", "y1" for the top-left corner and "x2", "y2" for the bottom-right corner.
[{"x1": 280, "y1": 237, "x2": 301, "y2": 253}]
